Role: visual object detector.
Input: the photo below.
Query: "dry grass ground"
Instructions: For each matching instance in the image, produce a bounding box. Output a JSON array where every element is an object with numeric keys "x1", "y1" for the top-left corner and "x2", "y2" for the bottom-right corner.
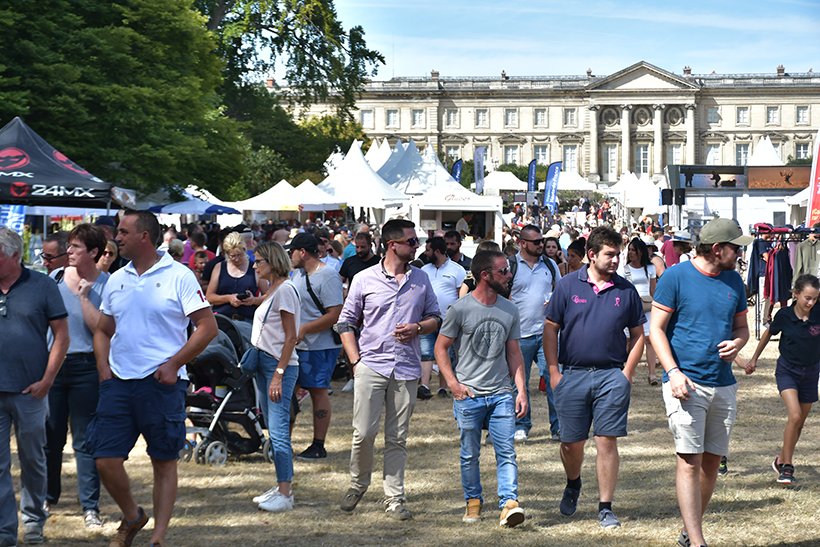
[{"x1": 12, "y1": 339, "x2": 820, "y2": 546}]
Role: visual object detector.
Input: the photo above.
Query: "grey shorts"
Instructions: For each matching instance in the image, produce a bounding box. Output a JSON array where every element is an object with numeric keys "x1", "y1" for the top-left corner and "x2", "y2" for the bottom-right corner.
[{"x1": 663, "y1": 381, "x2": 737, "y2": 455}]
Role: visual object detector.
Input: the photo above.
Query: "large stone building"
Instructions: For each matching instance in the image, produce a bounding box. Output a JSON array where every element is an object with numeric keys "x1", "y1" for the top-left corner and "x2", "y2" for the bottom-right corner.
[{"x1": 302, "y1": 61, "x2": 819, "y2": 184}]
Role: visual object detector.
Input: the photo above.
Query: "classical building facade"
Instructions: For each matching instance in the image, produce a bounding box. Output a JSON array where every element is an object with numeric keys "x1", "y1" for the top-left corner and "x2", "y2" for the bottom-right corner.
[{"x1": 301, "y1": 61, "x2": 819, "y2": 184}]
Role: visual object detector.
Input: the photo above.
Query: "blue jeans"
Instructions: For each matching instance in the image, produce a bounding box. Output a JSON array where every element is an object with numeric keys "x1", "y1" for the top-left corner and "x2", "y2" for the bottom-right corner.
[
  {"x1": 515, "y1": 334, "x2": 559, "y2": 435},
  {"x1": 453, "y1": 393, "x2": 518, "y2": 509},
  {"x1": 45, "y1": 353, "x2": 100, "y2": 512},
  {"x1": 0, "y1": 393, "x2": 48, "y2": 542},
  {"x1": 257, "y1": 353, "x2": 298, "y2": 483}
]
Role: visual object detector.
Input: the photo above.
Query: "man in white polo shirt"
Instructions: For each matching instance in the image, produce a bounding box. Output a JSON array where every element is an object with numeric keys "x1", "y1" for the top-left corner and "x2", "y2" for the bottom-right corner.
[
  {"x1": 420, "y1": 236, "x2": 466, "y2": 399},
  {"x1": 87, "y1": 210, "x2": 217, "y2": 547}
]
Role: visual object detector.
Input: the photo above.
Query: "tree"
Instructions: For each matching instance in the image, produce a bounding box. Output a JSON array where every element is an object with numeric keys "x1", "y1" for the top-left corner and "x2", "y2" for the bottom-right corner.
[
  {"x1": 196, "y1": 0, "x2": 384, "y2": 118},
  {"x1": 787, "y1": 155, "x2": 812, "y2": 166},
  {"x1": 225, "y1": 145, "x2": 293, "y2": 201},
  {"x1": 0, "y1": 0, "x2": 245, "y2": 196}
]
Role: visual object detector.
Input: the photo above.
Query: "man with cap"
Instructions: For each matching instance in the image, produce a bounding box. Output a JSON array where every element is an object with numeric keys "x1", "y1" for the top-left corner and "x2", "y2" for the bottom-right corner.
[
  {"x1": 650, "y1": 218, "x2": 752, "y2": 547},
  {"x1": 286, "y1": 233, "x2": 344, "y2": 460}
]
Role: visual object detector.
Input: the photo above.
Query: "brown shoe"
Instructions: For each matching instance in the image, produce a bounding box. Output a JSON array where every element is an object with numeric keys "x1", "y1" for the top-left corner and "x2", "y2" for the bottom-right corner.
[
  {"x1": 108, "y1": 507, "x2": 148, "y2": 547},
  {"x1": 463, "y1": 499, "x2": 482, "y2": 523},
  {"x1": 499, "y1": 499, "x2": 525, "y2": 528}
]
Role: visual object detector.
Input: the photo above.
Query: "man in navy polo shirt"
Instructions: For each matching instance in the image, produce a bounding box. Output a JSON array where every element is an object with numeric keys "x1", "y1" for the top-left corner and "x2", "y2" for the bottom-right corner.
[{"x1": 543, "y1": 226, "x2": 645, "y2": 530}]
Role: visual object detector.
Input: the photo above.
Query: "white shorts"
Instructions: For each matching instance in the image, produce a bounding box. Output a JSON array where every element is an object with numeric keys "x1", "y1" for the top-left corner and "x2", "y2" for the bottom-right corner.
[{"x1": 662, "y1": 381, "x2": 737, "y2": 455}]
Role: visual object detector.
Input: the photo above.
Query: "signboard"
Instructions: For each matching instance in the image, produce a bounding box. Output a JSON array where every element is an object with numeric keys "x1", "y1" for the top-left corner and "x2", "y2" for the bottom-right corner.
[
  {"x1": 747, "y1": 166, "x2": 811, "y2": 189},
  {"x1": 679, "y1": 166, "x2": 746, "y2": 189}
]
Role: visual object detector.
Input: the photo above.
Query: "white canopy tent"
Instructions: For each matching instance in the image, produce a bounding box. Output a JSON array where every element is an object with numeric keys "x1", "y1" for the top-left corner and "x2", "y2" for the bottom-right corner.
[
  {"x1": 323, "y1": 147, "x2": 345, "y2": 175},
  {"x1": 748, "y1": 136, "x2": 785, "y2": 166},
  {"x1": 478, "y1": 170, "x2": 527, "y2": 194},
  {"x1": 408, "y1": 184, "x2": 504, "y2": 243},
  {"x1": 393, "y1": 144, "x2": 463, "y2": 195},
  {"x1": 537, "y1": 171, "x2": 597, "y2": 191},
  {"x1": 295, "y1": 179, "x2": 345, "y2": 211},
  {"x1": 381, "y1": 138, "x2": 424, "y2": 186},
  {"x1": 231, "y1": 179, "x2": 307, "y2": 212},
  {"x1": 364, "y1": 138, "x2": 392, "y2": 171},
  {"x1": 375, "y1": 139, "x2": 408, "y2": 181}
]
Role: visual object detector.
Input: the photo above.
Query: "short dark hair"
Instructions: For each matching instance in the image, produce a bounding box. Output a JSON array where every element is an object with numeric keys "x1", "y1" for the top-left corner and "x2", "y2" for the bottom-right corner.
[
  {"x1": 444, "y1": 230, "x2": 461, "y2": 242},
  {"x1": 68, "y1": 224, "x2": 108, "y2": 263},
  {"x1": 696, "y1": 243, "x2": 715, "y2": 257},
  {"x1": 193, "y1": 250, "x2": 208, "y2": 261},
  {"x1": 382, "y1": 219, "x2": 415, "y2": 247},
  {"x1": 652, "y1": 227, "x2": 664, "y2": 236},
  {"x1": 428, "y1": 236, "x2": 446, "y2": 256},
  {"x1": 520, "y1": 224, "x2": 541, "y2": 239},
  {"x1": 190, "y1": 232, "x2": 207, "y2": 248},
  {"x1": 471, "y1": 250, "x2": 506, "y2": 280},
  {"x1": 567, "y1": 239, "x2": 586, "y2": 258},
  {"x1": 124, "y1": 210, "x2": 161, "y2": 248},
  {"x1": 354, "y1": 231, "x2": 372, "y2": 245},
  {"x1": 586, "y1": 226, "x2": 621, "y2": 256},
  {"x1": 794, "y1": 274, "x2": 820, "y2": 294},
  {"x1": 45, "y1": 231, "x2": 68, "y2": 252}
]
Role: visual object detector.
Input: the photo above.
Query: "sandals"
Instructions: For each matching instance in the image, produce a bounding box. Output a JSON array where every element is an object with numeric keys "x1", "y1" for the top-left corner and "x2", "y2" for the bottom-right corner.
[{"x1": 648, "y1": 375, "x2": 658, "y2": 386}]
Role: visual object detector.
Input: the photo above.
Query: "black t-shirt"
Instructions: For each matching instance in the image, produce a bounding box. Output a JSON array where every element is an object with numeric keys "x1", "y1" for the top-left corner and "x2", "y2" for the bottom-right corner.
[
  {"x1": 340, "y1": 254, "x2": 380, "y2": 282},
  {"x1": 201, "y1": 255, "x2": 225, "y2": 283},
  {"x1": 770, "y1": 304, "x2": 820, "y2": 367}
]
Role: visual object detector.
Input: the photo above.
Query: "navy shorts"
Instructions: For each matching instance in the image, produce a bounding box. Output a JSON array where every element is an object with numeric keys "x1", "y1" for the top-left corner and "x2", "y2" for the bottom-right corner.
[
  {"x1": 553, "y1": 366, "x2": 632, "y2": 443},
  {"x1": 775, "y1": 357, "x2": 820, "y2": 404},
  {"x1": 297, "y1": 349, "x2": 338, "y2": 388},
  {"x1": 86, "y1": 375, "x2": 188, "y2": 461}
]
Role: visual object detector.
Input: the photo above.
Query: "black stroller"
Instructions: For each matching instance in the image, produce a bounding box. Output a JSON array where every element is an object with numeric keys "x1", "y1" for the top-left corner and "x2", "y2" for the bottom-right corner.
[{"x1": 181, "y1": 314, "x2": 273, "y2": 466}]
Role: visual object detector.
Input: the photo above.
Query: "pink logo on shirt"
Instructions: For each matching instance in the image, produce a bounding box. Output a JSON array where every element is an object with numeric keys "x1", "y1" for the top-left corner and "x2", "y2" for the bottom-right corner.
[
  {"x1": 615, "y1": 297, "x2": 621, "y2": 307},
  {"x1": 810, "y1": 326, "x2": 820, "y2": 337},
  {"x1": 572, "y1": 295, "x2": 587, "y2": 304}
]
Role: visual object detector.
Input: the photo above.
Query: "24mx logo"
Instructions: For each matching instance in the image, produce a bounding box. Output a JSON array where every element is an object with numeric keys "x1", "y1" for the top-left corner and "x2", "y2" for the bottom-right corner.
[{"x1": 30, "y1": 185, "x2": 96, "y2": 198}]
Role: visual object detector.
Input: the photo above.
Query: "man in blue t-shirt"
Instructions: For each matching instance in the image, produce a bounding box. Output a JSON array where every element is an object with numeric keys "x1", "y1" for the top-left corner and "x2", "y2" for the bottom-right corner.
[{"x1": 650, "y1": 218, "x2": 752, "y2": 547}]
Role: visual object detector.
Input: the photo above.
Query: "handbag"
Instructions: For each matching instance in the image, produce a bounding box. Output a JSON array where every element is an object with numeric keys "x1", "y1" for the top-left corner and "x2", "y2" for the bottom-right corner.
[
  {"x1": 622, "y1": 265, "x2": 654, "y2": 313},
  {"x1": 239, "y1": 295, "x2": 275, "y2": 376},
  {"x1": 304, "y1": 271, "x2": 343, "y2": 345}
]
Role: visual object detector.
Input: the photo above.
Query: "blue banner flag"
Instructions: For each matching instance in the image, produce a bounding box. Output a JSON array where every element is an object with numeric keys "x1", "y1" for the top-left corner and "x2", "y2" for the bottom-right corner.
[
  {"x1": 451, "y1": 159, "x2": 463, "y2": 184},
  {"x1": 543, "y1": 161, "x2": 562, "y2": 213},
  {"x1": 0, "y1": 204, "x2": 27, "y2": 236},
  {"x1": 527, "y1": 160, "x2": 537, "y2": 192},
  {"x1": 474, "y1": 147, "x2": 487, "y2": 194}
]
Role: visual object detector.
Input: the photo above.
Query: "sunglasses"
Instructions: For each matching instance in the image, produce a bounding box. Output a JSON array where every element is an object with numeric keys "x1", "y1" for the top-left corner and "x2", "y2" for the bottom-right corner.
[
  {"x1": 42, "y1": 252, "x2": 67, "y2": 261},
  {"x1": 520, "y1": 238, "x2": 544, "y2": 245},
  {"x1": 103, "y1": 251, "x2": 115, "y2": 257},
  {"x1": 390, "y1": 237, "x2": 420, "y2": 247},
  {"x1": 485, "y1": 267, "x2": 511, "y2": 276},
  {"x1": 0, "y1": 293, "x2": 6, "y2": 317}
]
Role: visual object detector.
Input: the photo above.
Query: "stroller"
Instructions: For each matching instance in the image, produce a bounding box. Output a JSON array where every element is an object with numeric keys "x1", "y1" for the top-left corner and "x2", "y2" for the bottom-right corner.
[{"x1": 181, "y1": 314, "x2": 273, "y2": 466}]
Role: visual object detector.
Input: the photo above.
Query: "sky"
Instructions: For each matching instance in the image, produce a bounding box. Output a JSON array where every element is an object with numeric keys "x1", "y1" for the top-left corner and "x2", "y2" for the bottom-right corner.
[{"x1": 334, "y1": 0, "x2": 820, "y2": 80}]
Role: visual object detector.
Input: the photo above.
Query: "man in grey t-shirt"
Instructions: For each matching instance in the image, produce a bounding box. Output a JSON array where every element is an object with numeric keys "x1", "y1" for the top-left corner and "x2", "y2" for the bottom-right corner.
[{"x1": 436, "y1": 250, "x2": 528, "y2": 528}]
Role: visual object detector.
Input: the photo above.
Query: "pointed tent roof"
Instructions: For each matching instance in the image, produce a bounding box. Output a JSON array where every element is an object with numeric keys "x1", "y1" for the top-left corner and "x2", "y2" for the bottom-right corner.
[
  {"x1": 481, "y1": 170, "x2": 527, "y2": 192},
  {"x1": 748, "y1": 136, "x2": 785, "y2": 166},
  {"x1": 393, "y1": 145, "x2": 463, "y2": 195},
  {"x1": 323, "y1": 147, "x2": 345, "y2": 175},
  {"x1": 376, "y1": 139, "x2": 408, "y2": 180},
  {"x1": 557, "y1": 171, "x2": 597, "y2": 191},
  {"x1": 232, "y1": 180, "x2": 304, "y2": 211},
  {"x1": 296, "y1": 179, "x2": 345, "y2": 210},
  {"x1": 319, "y1": 141, "x2": 407, "y2": 209},
  {"x1": 364, "y1": 138, "x2": 392, "y2": 171},
  {"x1": 0, "y1": 116, "x2": 114, "y2": 207},
  {"x1": 382, "y1": 138, "x2": 424, "y2": 187}
]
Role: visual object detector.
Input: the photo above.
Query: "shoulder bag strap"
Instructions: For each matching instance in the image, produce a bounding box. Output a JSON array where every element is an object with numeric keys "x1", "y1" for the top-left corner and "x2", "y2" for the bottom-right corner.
[
  {"x1": 304, "y1": 271, "x2": 328, "y2": 315},
  {"x1": 253, "y1": 287, "x2": 277, "y2": 348}
]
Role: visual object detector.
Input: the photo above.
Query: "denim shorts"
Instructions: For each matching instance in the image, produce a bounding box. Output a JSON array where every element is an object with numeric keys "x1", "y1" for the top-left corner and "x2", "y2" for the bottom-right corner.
[
  {"x1": 553, "y1": 366, "x2": 631, "y2": 442},
  {"x1": 775, "y1": 357, "x2": 820, "y2": 403},
  {"x1": 297, "y1": 349, "x2": 339, "y2": 388},
  {"x1": 86, "y1": 375, "x2": 188, "y2": 461},
  {"x1": 419, "y1": 331, "x2": 439, "y2": 362}
]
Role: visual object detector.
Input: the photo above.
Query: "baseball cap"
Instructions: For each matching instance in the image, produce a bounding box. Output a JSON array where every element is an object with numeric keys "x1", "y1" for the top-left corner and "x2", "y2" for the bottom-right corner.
[
  {"x1": 672, "y1": 230, "x2": 692, "y2": 242},
  {"x1": 698, "y1": 219, "x2": 754, "y2": 246},
  {"x1": 314, "y1": 228, "x2": 332, "y2": 242},
  {"x1": 284, "y1": 233, "x2": 319, "y2": 253},
  {"x1": 94, "y1": 216, "x2": 117, "y2": 228}
]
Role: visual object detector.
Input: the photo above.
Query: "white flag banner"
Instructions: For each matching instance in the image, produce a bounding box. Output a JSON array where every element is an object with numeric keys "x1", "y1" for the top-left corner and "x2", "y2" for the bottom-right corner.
[{"x1": 474, "y1": 147, "x2": 487, "y2": 195}]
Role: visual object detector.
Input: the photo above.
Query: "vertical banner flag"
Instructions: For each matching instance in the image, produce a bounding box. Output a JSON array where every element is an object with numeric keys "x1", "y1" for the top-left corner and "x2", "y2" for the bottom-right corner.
[
  {"x1": 0, "y1": 204, "x2": 27, "y2": 236},
  {"x1": 451, "y1": 159, "x2": 463, "y2": 184},
  {"x1": 527, "y1": 159, "x2": 537, "y2": 192},
  {"x1": 543, "y1": 161, "x2": 562, "y2": 213},
  {"x1": 807, "y1": 127, "x2": 820, "y2": 226},
  {"x1": 474, "y1": 147, "x2": 487, "y2": 194}
]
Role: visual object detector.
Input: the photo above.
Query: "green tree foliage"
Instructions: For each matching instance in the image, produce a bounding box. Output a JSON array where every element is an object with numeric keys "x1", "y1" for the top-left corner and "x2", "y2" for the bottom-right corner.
[
  {"x1": 497, "y1": 162, "x2": 549, "y2": 182},
  {"x1": 225, "y1": 145, "x2": 293, "y2": 201},
  {"x1": 787, "y1": 155, "x2": 812, "y2": 166},
  {"x1": 0, "y1": 0, "x2": 246, "y2": 196}
]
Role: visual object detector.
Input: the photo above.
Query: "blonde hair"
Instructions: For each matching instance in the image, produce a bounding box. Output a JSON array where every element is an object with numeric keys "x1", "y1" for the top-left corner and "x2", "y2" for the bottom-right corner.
[
  {"x1": 105, "y1": 240, "x2": 118, "y2": 258},
  {"x1": 168, "y1": 239, "x2": 184, "y2": 258},
  {"x1": 222, "y1": 232, "x2": 247, "y2": 254}
]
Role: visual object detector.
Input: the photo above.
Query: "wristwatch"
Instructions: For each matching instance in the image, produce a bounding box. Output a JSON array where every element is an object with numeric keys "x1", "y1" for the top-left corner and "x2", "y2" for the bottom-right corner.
[
  {"x1": 275, "y1": 368, "x2": 286, "y2": 375},
  {"x1": 416, "y1": 323, "x2": 423, "y2": 335}
]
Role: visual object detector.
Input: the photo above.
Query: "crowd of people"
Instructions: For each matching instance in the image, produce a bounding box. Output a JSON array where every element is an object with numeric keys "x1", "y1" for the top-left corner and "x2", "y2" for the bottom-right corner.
[{"x1": 1, "y1": 208, "x2": 815, "y2": 547}]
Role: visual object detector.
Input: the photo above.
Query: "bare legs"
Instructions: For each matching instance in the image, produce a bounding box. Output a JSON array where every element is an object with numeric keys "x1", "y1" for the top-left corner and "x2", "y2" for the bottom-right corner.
[
  {"x1": 676, "y1": 452, "x2": 721, "y2": 547},
  {"x1": 779, "y1": 389, "x2": 812, "y2": 465},
  {"x1": 560, "y1": 436, "x2": 619, "y2": 503}
]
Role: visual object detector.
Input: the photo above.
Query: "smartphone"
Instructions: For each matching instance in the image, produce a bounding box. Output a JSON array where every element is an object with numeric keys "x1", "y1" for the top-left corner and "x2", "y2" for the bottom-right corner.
[{"x1": 237, "y1": 291, "x2": 251, "y2": 301}]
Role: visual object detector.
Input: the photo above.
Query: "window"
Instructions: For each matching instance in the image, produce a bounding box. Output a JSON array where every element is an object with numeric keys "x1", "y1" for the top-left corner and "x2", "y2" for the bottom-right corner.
[
  {"x1": 635, "y1": 145, "x2": 649, "y2": 175},
  {"x1": 475, "y1": 109, "x2": 488, "y2": 128},
  {"x1": 562, "y1": 145, "x2": 577, "y2": 172},
  {"x1": 445, "y1": 146, "x2": 460, "y2": 161},
  {"x1": 503, "y1": 146, "x2": 518, "y2": 165},
  {"x1": 412, "y1": 109, "x2": 425, "y2": 128},
  {"x1": 707, "y1": 107, "x2": 720, "y2": 124},
  {"x1": 667, "y1": 144, "x2": 682, "y2": 166},
  {"x1": 505, "y1": 109, "x2": 518, "y2": 127},
  {"x1": 534, "y1": 108, "x2": 547, "y2": 126},
  {"x1": 360, "y1": 109, "x2": 374, "y2": 129},
  {"x1": 603, "y1": 145, "x2": 617, "y2": 182},
  {"x1": 386, "y1": 109, "x2": 399, "y2": 128},
  {"x1": 766, "y1": 106, "x2": 779, "y2": 125},
  {"x1": 771, "y1": 141, "x2": 781, "y2": 160},
  {"x1": 706, "y1": 144, "x2": 721, "y2": 165},
  {"x1": 796, "y1": 143, "x2": 810, "y2": 159},
  {"x1": 563, "y1": 108, "x2": 577, "y2": 127},
  {"x1": 534, "y1": 146, "x2": 549, "y2": 165},
  {"x1": 445, "y1": 109, "x2": 459, "y2": 128},
  {"x1": 797, "y1": 106, "x2": 809, "y2": 125},
  {"x1": 736, "y1": 143, "x2": 750, "y2": 166},
  {"x1": 736, "y1": 106, "x2": 749, "y2": 125}
]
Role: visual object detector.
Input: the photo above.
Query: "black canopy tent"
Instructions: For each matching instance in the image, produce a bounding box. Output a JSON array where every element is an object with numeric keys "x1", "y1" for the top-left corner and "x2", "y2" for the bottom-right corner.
[{"x1": 0, "y1": 117, "x2": 117, "y2": 208}]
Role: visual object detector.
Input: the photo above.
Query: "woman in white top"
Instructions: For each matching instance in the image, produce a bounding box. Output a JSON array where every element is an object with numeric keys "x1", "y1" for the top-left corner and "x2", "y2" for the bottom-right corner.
[
  {"x1": 618, "y1": 238, "x2": 658, "y2": 385},
  {"x1": 250, "y1": 241, "x2": 301, "y2": 513}
]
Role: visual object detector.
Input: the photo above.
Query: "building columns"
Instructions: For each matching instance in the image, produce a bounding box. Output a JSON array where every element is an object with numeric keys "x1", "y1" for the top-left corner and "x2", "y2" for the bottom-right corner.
[
  {"x1": 653, "y1": 104, "x2": 664, "y2": 174},
  {"x1": 588, "y1": 105, "x2": 599, "y2": 180},
  {"x1": 685, "y1": 104, "x2": 696, "y2": 164},
  {"x1": 621, "y1": 104, "x2": 632, "y2": 174}
]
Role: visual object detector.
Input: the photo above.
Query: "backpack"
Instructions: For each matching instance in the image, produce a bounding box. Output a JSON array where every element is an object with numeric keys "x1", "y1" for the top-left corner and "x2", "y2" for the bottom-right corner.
[{"x1": 508, "y1": 254, "x2": 558, "y2": 292}]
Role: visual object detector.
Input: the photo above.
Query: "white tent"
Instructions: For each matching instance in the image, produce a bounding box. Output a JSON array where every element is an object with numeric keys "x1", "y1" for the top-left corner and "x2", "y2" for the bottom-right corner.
[
  {"x1": 231, "y1": 180, "x2": 306, "y2": 211},
  {"x1": 318, "y1": 141, "x2": 408, "y2": 209},
  {"x1": 393, "y1": 144, "x2": 463, "y2": 195},
  {"x1": 381, "y1": 138, "x2": 424, "y2": 186},
  {"x1": 555, "y1": 171, "x2": 597, "y2": 191},
  {"x1": 408, "y1": 184, "x2": 504, "y2": 243},
  {"x1": 748, "y1": 136, "x2": 785, "y2": 166},
  {"x1": 364, "y1": 138, "x2": 392, "y2": 171},
  {"x1": 296, "y1": 179, "x2": 345, "y2": 210},
  {"x1": 480, "y1": 170, "x2": 527, "y2": 194},
  {"x1": 323, "y1": 147, "x2": 345, "y2": 175},
  {"x1": 375, "y1": 139, "x2": 407, "y2": 181}
]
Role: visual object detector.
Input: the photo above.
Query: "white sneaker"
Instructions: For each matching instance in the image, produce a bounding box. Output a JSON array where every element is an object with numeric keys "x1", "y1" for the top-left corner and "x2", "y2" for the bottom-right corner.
[
  {"x1": 258, "y1": 490, "x2": 293, "y2": 512},
  {"x1": 342, "y1": 379, "x2": 355, "y2": 392},
  {"x1": 253, "y1": 486, "x2": 279, "y2": 504},
  {"x1": 513, "y1": 430, "x2": 528, "y2": 442}
]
